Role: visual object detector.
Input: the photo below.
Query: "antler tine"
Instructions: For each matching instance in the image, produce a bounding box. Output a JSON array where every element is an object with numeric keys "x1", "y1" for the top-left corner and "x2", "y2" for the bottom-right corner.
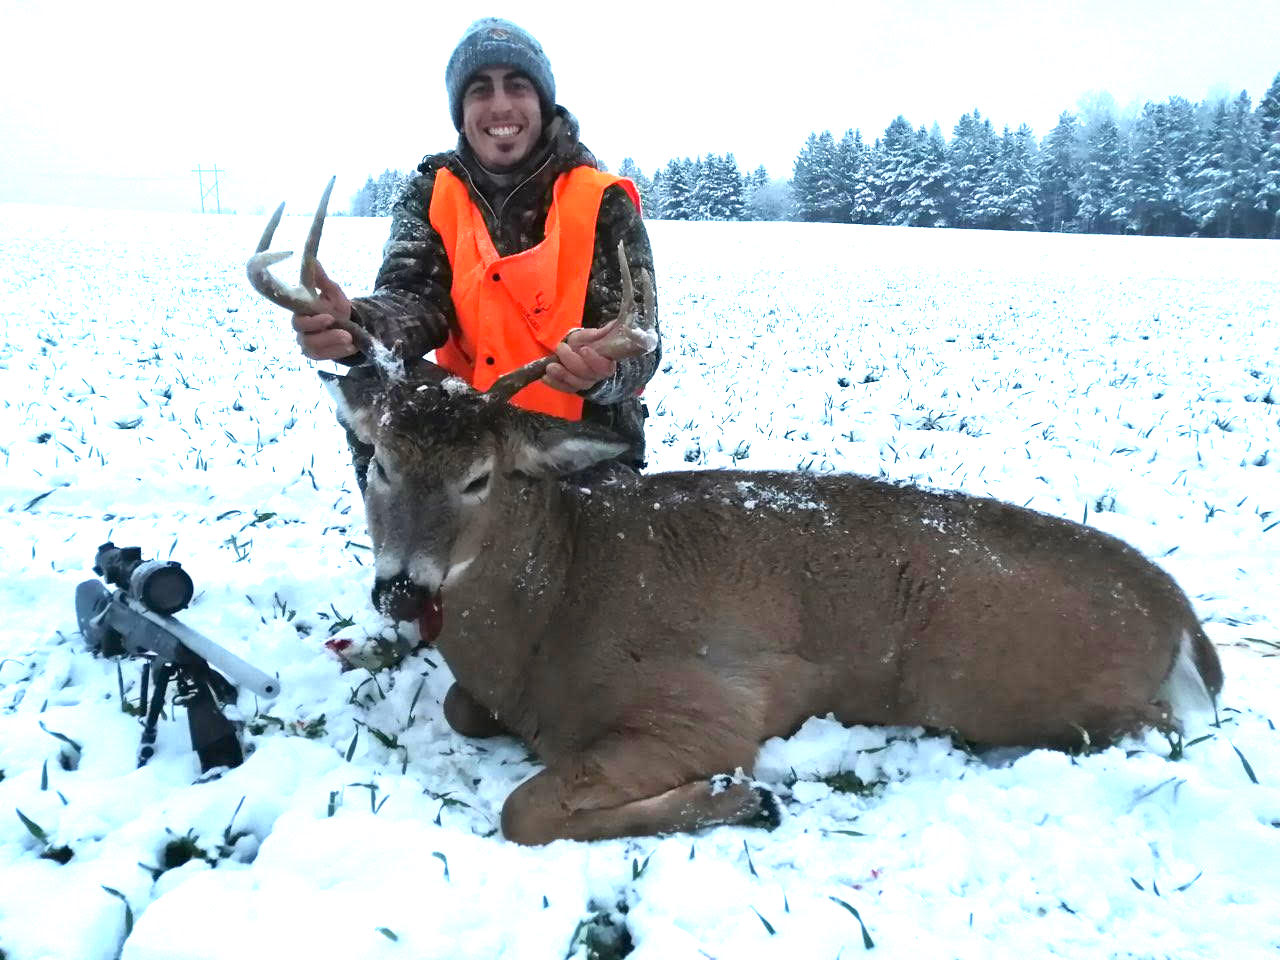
[
  {"x1": 615, "y1": 238, "x2": 634, "y2": 319},
  {"x1": 487, "y1": 241, "x2": 656, "y2": 404},
  {"x1": 299, "y1": 176, "x2": 334, "y2": 293},
  {"x1": 254, "y1": 202, "x2": 286, "y2": 254},
  {"x1": 246, "y1": 177, "x2": 333, "y2": 316},
  {"x1": 484, "y1": 356, "x2": 556, "y2": 404},
  {"x1": 246, "y1": 178, "x2": 379, "y2": 358},
  {"x1": 595, "y1": 239, "x2": 658, "y2": 357}
]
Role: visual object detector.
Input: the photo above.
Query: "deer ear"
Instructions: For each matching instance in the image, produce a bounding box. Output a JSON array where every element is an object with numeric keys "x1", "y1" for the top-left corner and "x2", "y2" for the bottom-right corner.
[
  {"x1": 509, "y1": 420, "x2": 632, "y2": 477},
  {"x1": 319, "y1": 368, "x2": 381, "y2": 445}
]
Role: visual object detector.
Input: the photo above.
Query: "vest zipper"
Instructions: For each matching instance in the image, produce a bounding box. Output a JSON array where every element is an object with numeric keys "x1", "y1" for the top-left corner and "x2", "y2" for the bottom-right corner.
[
  {"x1": 454, "y1": 154, "x2": 557, "y2": 246},
  {"x1": 454, "y1": 162, "x2": 500, "y2": 225},
  {"x1": 496, "y1": 155, "x2": 554, "y2": 221}
]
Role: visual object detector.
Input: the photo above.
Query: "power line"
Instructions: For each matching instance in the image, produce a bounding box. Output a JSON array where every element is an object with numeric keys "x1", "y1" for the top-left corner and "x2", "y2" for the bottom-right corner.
[{"x1": 193, "y1": 164, "x2": 224, "y2": 213}]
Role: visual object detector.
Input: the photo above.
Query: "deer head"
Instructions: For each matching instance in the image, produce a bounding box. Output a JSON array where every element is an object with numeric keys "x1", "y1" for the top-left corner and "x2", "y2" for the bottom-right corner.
[{"x1": 322, "y1": 366, "x2": 632, "y2": 622}]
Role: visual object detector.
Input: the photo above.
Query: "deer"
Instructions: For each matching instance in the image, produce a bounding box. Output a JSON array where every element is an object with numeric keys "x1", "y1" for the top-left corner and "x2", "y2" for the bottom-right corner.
[{"x1": 248, "y1": 181, "x2": 1224, "y2": 845}]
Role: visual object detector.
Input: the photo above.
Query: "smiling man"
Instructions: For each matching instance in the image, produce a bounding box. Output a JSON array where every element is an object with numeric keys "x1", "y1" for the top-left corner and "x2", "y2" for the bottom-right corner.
[
  {"x1": 292, "y1": 17, "x2": 658, "y2": 444},
  {"x1": 290, "y1": 18, "x2": 660, "y2": 735},
  {"x1": 460, "y1": 66, "x2": 543, "y2": 171}
]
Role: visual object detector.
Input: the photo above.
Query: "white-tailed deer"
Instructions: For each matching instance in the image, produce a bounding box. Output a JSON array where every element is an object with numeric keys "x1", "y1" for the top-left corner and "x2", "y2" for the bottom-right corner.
[{"x1": 250, "y1": 185, "x2": 1224, "y2": 845}]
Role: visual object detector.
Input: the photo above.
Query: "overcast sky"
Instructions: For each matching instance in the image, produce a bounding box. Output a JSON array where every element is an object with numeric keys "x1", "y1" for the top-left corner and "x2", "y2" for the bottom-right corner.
[{"x1": 2, "y1": 0, "x2": 1277, "y2": 215}]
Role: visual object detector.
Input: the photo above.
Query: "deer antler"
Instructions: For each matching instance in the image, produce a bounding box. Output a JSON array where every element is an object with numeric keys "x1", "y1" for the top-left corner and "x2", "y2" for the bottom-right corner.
[
  {"x1": 246, "y1": 177, "x2": 376, "y2": 357},
  {"x1": 486, "y1": 240, "x2": 657, "y2": 403}
]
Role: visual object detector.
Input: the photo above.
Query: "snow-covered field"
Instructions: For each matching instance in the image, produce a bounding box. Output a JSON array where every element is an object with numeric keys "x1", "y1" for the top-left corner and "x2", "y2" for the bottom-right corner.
[{"x1": 1, "y1": 204, "x2": 1278, "y2": 960}]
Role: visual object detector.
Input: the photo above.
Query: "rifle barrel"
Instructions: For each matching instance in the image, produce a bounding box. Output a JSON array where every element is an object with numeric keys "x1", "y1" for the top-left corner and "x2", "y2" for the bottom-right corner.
[{"x1": 120, "y1": 596, "x2": 281, "y2": 699}]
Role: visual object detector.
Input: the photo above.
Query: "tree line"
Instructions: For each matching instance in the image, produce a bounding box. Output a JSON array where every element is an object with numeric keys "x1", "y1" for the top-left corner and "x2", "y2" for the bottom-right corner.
[
  {"x1": 349, "y1": 70, "x2": 1280, "y2": 239},
  {"x1": 349, "y1": 169, "x2": 410, "y2": 217}
]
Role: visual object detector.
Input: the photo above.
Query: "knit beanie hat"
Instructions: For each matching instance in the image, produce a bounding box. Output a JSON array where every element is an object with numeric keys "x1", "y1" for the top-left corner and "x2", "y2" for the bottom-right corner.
[{"x1": 446, "y1": 18, "x2": 556, "y2": 131}]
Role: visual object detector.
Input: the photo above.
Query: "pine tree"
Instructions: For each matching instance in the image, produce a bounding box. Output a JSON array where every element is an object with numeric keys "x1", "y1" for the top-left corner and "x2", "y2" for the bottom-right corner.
[
  {"x1": 949, "y1": 110, "x2": 1000, "y2": 228},
  {"x1": 350, "y1": 175, "x2": 378, "y2": 216},
  {"x1": 649, "y1": 169, "x2": 665, "y2": 219},
  {"x1": 1261, "y1": 139, "x2": 1280, "y2": 238},
  {"x1": 350, "y1": 170, "x2": 410, "y2": 216},
  {"x1": 743, "y1": 165, "x2": 771, "y2": 220},
  {"x1": 1257, "y1": 70, "x2": 1280, "y2": 141},
  {"x1": 375, "y1": 169, "x2": 409, "y2": 216},
  {"x1": 689, "y1": 155, "x2": 711, "y2": 220},
  {"x1": 1162, "y1": 97, "x2": 1201, "y2": 236},
  {"x1": 872, "y1": 116, "x2": 917, "y2": 224},
  {"x1": 1255, "y1": 71, "x2": 1280, "y2": 237},
  {"x1": 617, "y1": 158, "x2": 655, "y2": 217},
  {"x1": 921, "y1": 124, "x2": 954, "y2": 226},
  {"x1": 719, "y1": 153, "x2": 746, "y2": 220},
  {"x1": 1119, "y1": 102, "x2": 1164, "y2": 234},
  {"x1": 660, "y1": 158, "x2": 694, "y2": 220},
  {"x1": 792, "y1": 131, "x2": 847, "y2": 222},
  {"x1": 849, "y1": 135, "x2": 879, "y2": 224},
  {"x1": 694, "y1": 157, "x2": 713, "y2": 219},
  {"x1": 890, "y1": 123, "x2": 950, "y2": 227},
  {"x1": 812, "y1": 131, "x2": 847, "y2": 220},
  {"x1": 834, "y1": 130, "x2": 864, "y2": 223},
  {"x1": 1189, "y1": 91, "x2": 1263, "y2": 237},
  {"x1": 991, "y1": 125, "x2": 1039, "y2": 230},
  {"x1": 969, "y1": 117, "x2": 1003, "y2": 228},
  {"x1": 1073, "y1": 116, "x2": 1125, "y2": 233},
  {"x1": 1188, "y1": 101, "x2": 1233, "y2": 235},
  {"x1": 948, "y1": 112, "x2": 978, "y2": 227},
  {"x1": 690, "y1": 153, "x2": 745, "y2": 220},
  {"x1": 1119, "y1": 99, "x2": 1201, "y2": 236},
  {"x1": 791, "y1": 132, "x2": 823, "y2": 222},
  {"x1": 1037, "y1": 112, "x2": 1081, "y2": 231}
]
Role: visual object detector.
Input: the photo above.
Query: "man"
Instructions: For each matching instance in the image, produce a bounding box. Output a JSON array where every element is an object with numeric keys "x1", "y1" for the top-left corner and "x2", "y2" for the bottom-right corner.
[
  {"x1": 292, "y1": 17, "x2": 659, "y2": 474},
  {"x1": 290, "y1": 18, "x2": 660, "y2": 736}
]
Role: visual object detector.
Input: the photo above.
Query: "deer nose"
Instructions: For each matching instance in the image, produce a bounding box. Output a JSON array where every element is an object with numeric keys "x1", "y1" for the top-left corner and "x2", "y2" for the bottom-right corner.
[{"x1": 371, "y1": 574, "x2": 432, "y2": 623}]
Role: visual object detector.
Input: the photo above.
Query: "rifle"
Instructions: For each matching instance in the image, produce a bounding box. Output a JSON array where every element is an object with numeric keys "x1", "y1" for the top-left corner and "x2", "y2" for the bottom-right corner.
[{"x1": 75, "y1": 542, "x2": 281, "y2": 772}]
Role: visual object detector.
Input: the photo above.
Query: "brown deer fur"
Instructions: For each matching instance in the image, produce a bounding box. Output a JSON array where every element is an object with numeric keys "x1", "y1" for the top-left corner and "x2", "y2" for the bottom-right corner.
[{"x1": 324, "y1": 368, "x2": 1223, "y2": 846}]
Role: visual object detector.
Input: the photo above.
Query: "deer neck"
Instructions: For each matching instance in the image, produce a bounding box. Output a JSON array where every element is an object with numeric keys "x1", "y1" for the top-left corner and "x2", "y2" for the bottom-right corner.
[{"x1": 434, "y1": 476, "x2": 574, "y2": 718}]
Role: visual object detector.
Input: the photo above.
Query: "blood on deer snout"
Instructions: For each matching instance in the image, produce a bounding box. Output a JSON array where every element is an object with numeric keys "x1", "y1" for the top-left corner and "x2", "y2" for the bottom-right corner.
[{"x1": 371, "y1": 574, "x2": 433, "y2": 622}]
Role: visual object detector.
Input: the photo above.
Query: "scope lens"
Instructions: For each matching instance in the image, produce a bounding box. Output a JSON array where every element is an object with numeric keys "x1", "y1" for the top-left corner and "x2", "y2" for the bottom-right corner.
[{"x1": 131, "y1": 562, "x2": 194, "y2": 615}]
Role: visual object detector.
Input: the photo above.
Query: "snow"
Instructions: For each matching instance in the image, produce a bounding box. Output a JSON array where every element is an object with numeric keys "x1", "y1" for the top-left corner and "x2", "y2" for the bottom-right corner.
[{"x1": 2, "y1": 204, "x2": 1279, "y2": 959}]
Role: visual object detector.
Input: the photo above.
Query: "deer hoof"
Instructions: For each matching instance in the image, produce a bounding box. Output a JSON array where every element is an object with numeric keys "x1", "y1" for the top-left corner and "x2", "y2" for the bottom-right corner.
[
  {"x1": 708, "y1": 775, "x2": 781, "y2": 830},
  {"x1": 749, "y1": 786, "x2": 782, "y2": 830}
]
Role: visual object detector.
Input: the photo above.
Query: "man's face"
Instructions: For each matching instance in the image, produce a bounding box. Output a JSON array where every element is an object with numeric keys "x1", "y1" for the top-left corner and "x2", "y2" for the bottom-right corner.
[{"x1": 461, "y1": 67, "x2": 543, "y2": 171}]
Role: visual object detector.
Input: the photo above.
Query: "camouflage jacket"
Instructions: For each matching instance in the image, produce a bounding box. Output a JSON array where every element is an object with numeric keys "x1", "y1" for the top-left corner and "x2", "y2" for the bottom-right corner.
[{"x1": 349, "y1": 108, "x2": 660, "y2": 464}]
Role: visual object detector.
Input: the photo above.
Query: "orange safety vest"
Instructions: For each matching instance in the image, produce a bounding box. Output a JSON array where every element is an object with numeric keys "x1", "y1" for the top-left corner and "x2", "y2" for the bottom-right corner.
[{"x1": 428, "y1": 165, "x2": 641, "y2": 420}]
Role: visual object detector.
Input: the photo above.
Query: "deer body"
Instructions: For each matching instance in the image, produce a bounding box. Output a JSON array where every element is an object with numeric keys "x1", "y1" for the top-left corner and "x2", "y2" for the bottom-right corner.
[
  {"x1": 442, "y1": 468, "x2": 1207, "y2": 763},
  {"x1": 330, "y1": 376, "x2": 1223, "y2": 845},
  {"x1": 248, "y1": 187, "x2": 1220, "y2": 846}
]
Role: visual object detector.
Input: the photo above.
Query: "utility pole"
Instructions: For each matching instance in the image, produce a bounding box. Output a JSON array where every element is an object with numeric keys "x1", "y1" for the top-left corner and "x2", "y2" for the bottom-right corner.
[{"x1": 192, "y1": 164, "x2": 223, "y2": 213}]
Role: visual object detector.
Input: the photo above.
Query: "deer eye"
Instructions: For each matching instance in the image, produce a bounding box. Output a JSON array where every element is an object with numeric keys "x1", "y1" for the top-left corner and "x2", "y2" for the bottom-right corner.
[
  {"x1": 461, "y1": 471, "x2": 491, "y2": 497},
  {"x1": 370, "y1": 458, "x2": 388, "y2": 483}
]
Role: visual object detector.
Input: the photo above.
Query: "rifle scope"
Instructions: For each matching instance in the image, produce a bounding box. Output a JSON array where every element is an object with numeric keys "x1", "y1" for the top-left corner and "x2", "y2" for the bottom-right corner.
[{"x1": 94, "y1": 542, "x2": 194, "y2": 616}]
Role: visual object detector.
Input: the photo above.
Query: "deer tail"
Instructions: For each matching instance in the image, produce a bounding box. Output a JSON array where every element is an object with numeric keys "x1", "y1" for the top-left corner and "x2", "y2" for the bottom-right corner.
[{"x1": 1160, "y1": 626, "x2": 1224, "y2": 726}]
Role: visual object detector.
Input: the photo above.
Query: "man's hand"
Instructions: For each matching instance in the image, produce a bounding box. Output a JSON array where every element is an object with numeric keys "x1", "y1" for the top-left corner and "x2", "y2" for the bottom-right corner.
[
  {"x1": 292, "y1": 262, "x2": 358, "y2": 361},
  {"x1": 543, "y1": 326, "x2": 618, "y2": 393}
]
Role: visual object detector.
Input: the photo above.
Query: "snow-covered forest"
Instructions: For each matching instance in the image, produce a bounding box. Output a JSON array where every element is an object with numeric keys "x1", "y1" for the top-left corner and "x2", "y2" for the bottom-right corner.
[
  {"x1": 644, "y1": 74, "x2": 1280, "y2": 238},
  {"x1": 353, "y1": 72, "x2": 1280, "y2": 239}
]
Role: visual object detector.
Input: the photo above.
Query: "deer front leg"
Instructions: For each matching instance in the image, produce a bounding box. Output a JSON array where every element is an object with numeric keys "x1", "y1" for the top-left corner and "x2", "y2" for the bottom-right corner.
[
  {"x1": 443, "y1": 681, "x2": 509, "y2": 738},
  {"x1": 499, "y1": 736, "x2": 780, "y2": 845},
  {"x1": 502, "y1": 770, "x2": 780, "y2": 845}
]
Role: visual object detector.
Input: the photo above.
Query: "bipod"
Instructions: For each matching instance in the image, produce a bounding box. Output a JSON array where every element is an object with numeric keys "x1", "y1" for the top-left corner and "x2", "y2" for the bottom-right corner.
[{"x1": 137, "y1": 657, "x2": 245, "y2": 773}]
